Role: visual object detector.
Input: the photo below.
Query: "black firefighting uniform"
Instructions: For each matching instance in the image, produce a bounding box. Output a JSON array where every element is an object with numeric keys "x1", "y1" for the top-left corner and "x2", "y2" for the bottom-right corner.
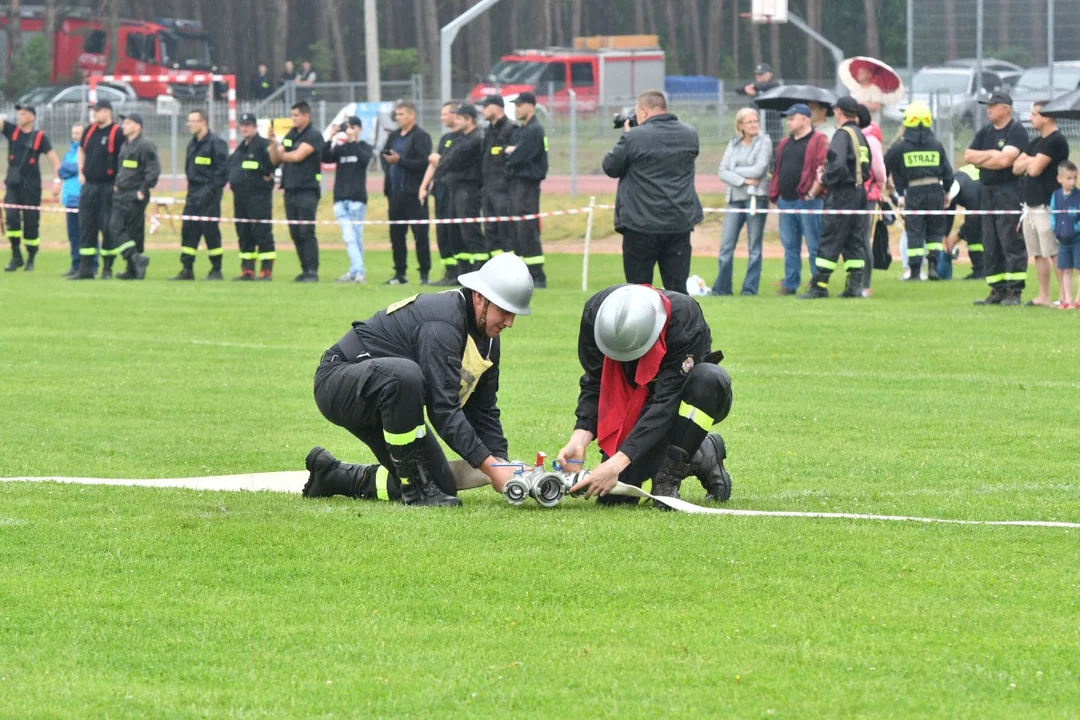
[
  {"x1": 78, "y1": 122, "x2": 125, "y2": 266},
  {"x1": 884, "y1": 126, "x2": 954, "y2": 274},
  {"x1": 949, "y1": 165, "x2": 985, "y2": 277},
  {"x1": 482, "y1": 115, "x2": 514, "y2": 255},
  {"x1": 574, "y1": 286, "x2": 732, "y2": 503},
  {"x1": 813, "y1": 122, "x2": 871, "y2": 290},
  {"x1": 281, "y1": 123, "x2": 324, "y2": 275},
  {"x1": 506, "y1": 116, "x2": 549, "y2": 282},
  {"x1": 227, "y1": 134, "x2": 276, "y2": 274},
  {"x1": 439, "y1": 126, "x2": 486, "y2": 271},
  {"x1": 313, "y1": 290, "x2": 508, "y2": 500},
  {"x1": 107, "y1": 132, "x2": 160, "y2": 264},
  {"x1": 969, "y1": 119, "x2": 1029, "y2": 293},
  {"x1": 2, "y1": 123, "x2": 52, "y2": 257},
  {"x1": 181, "y1": 131, "x2": 229, "y2": 269},
  {"x1": 433, "y1": 130, "x2": 460, "y2": 273}
]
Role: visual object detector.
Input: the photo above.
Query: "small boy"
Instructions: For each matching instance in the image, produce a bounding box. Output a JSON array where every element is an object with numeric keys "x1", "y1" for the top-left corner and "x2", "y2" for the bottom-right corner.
[{"x1": 1050, "y1": 160, "x2": 1080, "y2": 308}]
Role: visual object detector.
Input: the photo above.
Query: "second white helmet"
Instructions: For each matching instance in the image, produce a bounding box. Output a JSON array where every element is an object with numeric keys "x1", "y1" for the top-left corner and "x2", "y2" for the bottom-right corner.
[
  {"x1": 458, "y1": 254, "x2": 534, "y2": 315},
  {"x1": 594, "y1": 285, "x2": 668, "y2": 362}
]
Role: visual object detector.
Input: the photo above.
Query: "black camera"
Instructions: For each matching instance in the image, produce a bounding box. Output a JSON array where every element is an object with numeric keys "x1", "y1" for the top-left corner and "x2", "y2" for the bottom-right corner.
[{"x1": 613, "y1": 112, "x2": 638, "y2": 130}]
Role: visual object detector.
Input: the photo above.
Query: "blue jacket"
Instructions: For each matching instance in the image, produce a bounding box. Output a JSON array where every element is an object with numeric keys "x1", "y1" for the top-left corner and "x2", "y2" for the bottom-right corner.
[
  {"x1": 1050, "y1": 188, "x2": 1080, "y2": 243},
  {"x1": 58, "y1": 141, "x2": 81, "y2": 208}
]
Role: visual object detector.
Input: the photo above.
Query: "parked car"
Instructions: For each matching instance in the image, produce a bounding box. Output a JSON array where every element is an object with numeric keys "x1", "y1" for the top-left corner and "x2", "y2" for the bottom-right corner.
[
  {"x1": 1011, "y1": 62, "x2": 1080, "y2": 123},
  {"x1": 14, "y1": 82, "x2": 138, "y2": 110},
  {"x1": 945, "y1": 58, "x2": 1024, "y2": 88},
  {"x1": 885, "y1": 65, "x2": 1004, "y2": 129}
]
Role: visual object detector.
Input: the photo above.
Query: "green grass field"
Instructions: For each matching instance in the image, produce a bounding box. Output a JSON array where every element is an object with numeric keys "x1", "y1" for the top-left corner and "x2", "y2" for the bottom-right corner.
[{"x1": 2, "y1": 249, "x2": 1079, "y2": 718}]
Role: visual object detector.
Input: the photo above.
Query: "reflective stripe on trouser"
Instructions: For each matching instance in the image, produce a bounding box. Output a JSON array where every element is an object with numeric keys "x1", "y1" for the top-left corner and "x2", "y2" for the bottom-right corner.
[
  {"x1": 903, "y1": 186, "x2": 947, "y2": 267},
  {"x1": 508, "y1": 179, "x2": 545, "y2": 280},
  {"x1": 813, "y1": 186, "x2": 868, "y2": 287},
  {"x1": 181, "y1": 189, "x2": 224, "y2": 267},
  {"x1": 235, "y1": 191, "x2": 274, "y2": 261},
  {"x1": 979, "y1": 183, "x2": 1026, "y2": 290},
  {"x1": 312, "y1": 356, "x2": 458, "y2": 497},
  {"x1": 78, "y1": 182, "x2": 113, "y2": 253},
  {"x1": 6, "y1": 185, "x2": 41, "y2": 249},
  {"x1": 613, "y1": 363, "x2": 733, "y2": 490}
]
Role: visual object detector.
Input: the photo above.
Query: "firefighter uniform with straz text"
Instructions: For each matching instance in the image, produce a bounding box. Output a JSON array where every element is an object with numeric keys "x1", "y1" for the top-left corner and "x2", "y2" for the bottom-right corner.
[
  {"x1": 885, "y1": 101, "x2": 954, "y2": 281},
  {"x1": 506, "y1": 92, "x2": 549, "y2": 286},
  {"x1": 175, "y1": 124, "x2": 229, "y2": 280},
  {"x1": 558, "y1": 284, "x2": 733, "y2": 507},
  {"x1": 1, "y1": 107, "x2": 56, "y2": 273},
  {"x1": 228, "y1": 113, "x2": 276, "y2": 280},
  {"x1": 75, "y1": 100, "x2": 126, "y2": 280},
  {"x1": 801, "y1": 96, "x2": 871, "y2": 299},
  {"x1": 303, "y1": 254, "x2": 535, "y2": 507}
]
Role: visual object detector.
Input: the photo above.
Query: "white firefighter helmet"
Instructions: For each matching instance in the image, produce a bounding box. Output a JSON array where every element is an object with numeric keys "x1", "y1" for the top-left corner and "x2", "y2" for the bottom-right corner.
[
  {"x1": 593, "y1": 285, "x2": 668, "y2": 362},
  {"x1": 458, "y1": 254, "x2": 534, "y2": 316}
]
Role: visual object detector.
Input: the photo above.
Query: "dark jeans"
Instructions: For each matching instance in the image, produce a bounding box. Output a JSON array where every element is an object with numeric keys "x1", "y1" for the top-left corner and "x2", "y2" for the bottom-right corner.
[
  {"x1": 388, "y1": 191, "x2": 432, "y2": 277},
  {"x1": 713, "y1": 198, "x2": 768, "y2": 295},
  {"x1": 621, "y1": 229, "x2": 692, "y2": 293},
  {"x1": 482, "y1": 189, "x2": 512, "y2": 254},
  {"x1": 285, "y1": 189, "x2": 320, "y2": 273}
]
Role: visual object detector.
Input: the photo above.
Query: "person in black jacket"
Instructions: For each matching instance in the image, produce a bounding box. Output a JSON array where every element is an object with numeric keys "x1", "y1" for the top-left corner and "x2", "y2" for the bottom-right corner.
[
  {"x1": 269, "y1": 101, "x2": 325, "y2": 283},
  {"x1": 106, "y1": 113, "x2": 158, "y2": 281},
  {"x1": 800, "y1": 96, "x2": 871, "y2": 299},
  {"x1": 505, "y1": 92, "x2": 549, "y2": 286},
  {"x1": 435, "y1": 104, "x2": 485, "y2": 275},
  {"x1": 602, "y1": 90, "x2": 704, "y2": 294},
  {"x1": 227, "y1": 113, "x2": 276, "y2": 281},
  {"x1": 381, "y1": 101, "x2": 433, "y2": 285},
  {"x1": 73, "y1": 100, "x2": 126, "y2": 280},
  {"x1": 885, "y1": 101, "x2": 954, "y2": 281},
  {"x1": 557, "y1": 284, "x2": 733, "y2": 508},
  {"x1": 304, "y1": 254, "x2": 535, "y2": 507},
  {"x1": 421, "y1": 102, "x2": 461, "y2": 284},
  {"x1": 251, "y1": 64, "x2": 274, "y2": 100},
  {"x1": 480, "y1": 95, "x2": 515, "y2": 257},
  {"x1": 945, "y1": 164, "x2": 985, "y2": 280},
  {"x1": 323, "y1": 116, "x2": 374, "y2": 283},
  {"x1": 172, "y1": 109, "x2": 229, "y2": 281}
]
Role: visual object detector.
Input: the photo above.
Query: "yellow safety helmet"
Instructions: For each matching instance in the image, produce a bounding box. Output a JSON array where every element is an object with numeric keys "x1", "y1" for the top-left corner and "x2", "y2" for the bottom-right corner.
[{"x1": 903, "y1": 101, "x2": 933, "y2": 128}]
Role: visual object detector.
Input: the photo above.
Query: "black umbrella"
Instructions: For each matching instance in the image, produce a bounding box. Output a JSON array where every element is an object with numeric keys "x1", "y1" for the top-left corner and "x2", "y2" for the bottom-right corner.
[
  {"x1": 1037, "y1": 89, "x2": 1080, "y2": 121},
  {"x1": 751, "y1": 84, "x2": 838, "y2": 113}
]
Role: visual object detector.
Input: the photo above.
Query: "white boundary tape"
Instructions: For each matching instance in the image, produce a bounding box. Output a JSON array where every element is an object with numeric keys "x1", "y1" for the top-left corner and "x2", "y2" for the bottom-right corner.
[{"x1": 2, "y1": 475, "x2": 1077, "y2": 529}]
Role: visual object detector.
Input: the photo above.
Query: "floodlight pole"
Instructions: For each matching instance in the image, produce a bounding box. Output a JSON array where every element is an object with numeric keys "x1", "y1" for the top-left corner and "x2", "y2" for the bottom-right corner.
[
  {"x1": 906, "y1": 0, "x2": 914, "y2": 100},
  {"x1": 1048, "y1": 0, "x2": 1055, "y2": 92},
  {"x1": 786, "y1": 13, "x2": 846, "y2": 95},
  {"x1": 441, "y1": 0, "x2": 505, "y2": 101}
]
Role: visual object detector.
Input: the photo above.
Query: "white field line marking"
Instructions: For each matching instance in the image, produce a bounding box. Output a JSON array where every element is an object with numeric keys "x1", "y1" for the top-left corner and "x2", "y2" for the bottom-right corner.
[{"x1": 2, "y1": 475, "x2": 1078, "y2": 529}]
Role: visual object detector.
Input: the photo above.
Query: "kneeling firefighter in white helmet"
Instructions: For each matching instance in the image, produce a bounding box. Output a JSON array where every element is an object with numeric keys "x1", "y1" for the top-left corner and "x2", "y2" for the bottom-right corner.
[
  {"x1": 560, "y1": 284, "x2": 733, "y2": 507},
  {"x1": 304, "y1": 254, "x2": 533, "y2": 507}
]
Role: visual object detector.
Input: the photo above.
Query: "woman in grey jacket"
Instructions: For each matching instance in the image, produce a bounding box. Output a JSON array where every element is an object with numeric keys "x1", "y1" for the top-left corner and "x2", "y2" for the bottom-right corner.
[{"x1": 712, "y1": 108, "x2": 772, "y2": 295}]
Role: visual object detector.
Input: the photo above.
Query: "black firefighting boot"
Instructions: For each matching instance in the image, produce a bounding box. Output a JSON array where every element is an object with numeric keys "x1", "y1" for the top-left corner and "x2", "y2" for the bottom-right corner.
[
  {"x1": 3, "y1": 244, "x2": 22, "y2": 272},
  {"x1": 234, "y1": 259, "x2": 255, "y2": 281},
  {"x1": 974, "y1": 288, "x2": 1006, "y2": 305},
  {"x1": 840, "y1": 269, "x2": 865, "y2": 298},
  {"x1": 964, "y1": 250, "x2": 985, "y2": 280},
  {"x1": 688, "y1": 433, "x2": 732, "y2": 502},
  {"x1": 903, "y1": 259, "x2": 923, "y2": 281},
  {"x1": 205, "y1": 255, "x2": 223, "y2": 281},
  {"x1": 118, "y1": 248, "x2": 150, "y2": 280},
  {"x1": 100, "y1": 255, "x2": 115, "y2": 280},
  {"x1": 798, "y1": 274, "x2": 830, "y2": 299},
  {"x1": 927, "y1": 251, "x2": 942, "y2": 281},
  {"x1": 303, "y1": 446, "x2": 382, "y2": 499},
  {"x1": 71, "y1": 255, "x2": 95, "y2": 279},
  {"x1": 434, "y1": 264, "x2": 459, "y2": 286},
  {"x1": 24, "y1": 245, "x2": 37, "y2": 271},
  {"x1": 170, "y1": 263, "x2": 195, "y2": 281},
  {"x1": 390, "y1": 443, "x2": 461, "y2": 507},
  {"x1": 650, "y1": 446, "x2": 692, "y2": 510},
  {"x1": 258, "y1": 258, "x2": 274, "y2": 281}
]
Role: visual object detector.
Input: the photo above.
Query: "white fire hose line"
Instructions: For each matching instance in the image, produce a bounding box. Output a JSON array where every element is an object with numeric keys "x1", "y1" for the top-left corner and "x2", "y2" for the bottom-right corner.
[{"x1": 1, "y1": 475, "x2": 1077, "y2": 529}]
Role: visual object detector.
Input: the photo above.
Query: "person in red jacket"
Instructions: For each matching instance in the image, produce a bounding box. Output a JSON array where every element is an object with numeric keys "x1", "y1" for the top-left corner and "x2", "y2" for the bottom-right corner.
[{"x1": 768, "y1": 104, "x2": 829, "y2": 295}]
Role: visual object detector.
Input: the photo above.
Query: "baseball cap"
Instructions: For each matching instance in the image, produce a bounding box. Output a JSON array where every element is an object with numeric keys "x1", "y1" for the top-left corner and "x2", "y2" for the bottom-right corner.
[
  {"x1": 979, "y1": 91, "x2": 1013, "y2": 106},
  {"x1": 14, "y1": 104, "x2": 36, "y2": 116},
  {"x1": 91, "y1": 99, "x2": 112, "y2": 111},
  {"x1": 835, "y1": 96, "x2": 860, "y2": 115},
  {"x1": 344, "y1": 115, "x2": 363, "y2": 128},
  {"x1": 239, "y1": 112, "x2": 257, "y2": 125},
  {"x1": 516, "y1": 91, "x2": 537, "y2": 106},
  {"x1": 454, "y1": 104, "x2": 478, "y2": 119},
  {"x1": 120, "y1": 112, "x2": 143, "y2": 126},
  {"x1": 480, "y1": 94, "x2": 505, "y2": 108},
  {"x1": 755, "y1": 63, "x2": 773, "y2": 74},
  {"x1": 781, "y1": 103, "x2": 811, "y2": 118}
]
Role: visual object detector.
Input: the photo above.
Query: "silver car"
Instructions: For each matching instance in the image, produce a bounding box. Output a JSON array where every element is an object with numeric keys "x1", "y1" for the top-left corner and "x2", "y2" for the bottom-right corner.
[
  {"x1": 885, "y1": 66, "x2": 1004, "y2": 129},
  {"x1": 1012, "y1": 63, "x2": 1080, "y2": 126}
]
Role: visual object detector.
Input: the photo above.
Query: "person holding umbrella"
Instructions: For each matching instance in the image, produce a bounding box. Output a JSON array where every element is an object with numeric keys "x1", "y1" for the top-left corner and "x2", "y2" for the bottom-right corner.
[{"x1": 839, "y1": 57, "x2": 905, "y2": 127}]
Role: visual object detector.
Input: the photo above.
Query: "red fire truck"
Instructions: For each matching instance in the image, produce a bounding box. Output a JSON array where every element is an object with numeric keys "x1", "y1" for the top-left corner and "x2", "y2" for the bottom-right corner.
[
  {"x1": 0, "y1": 10, "x2": 217, "y2": 99},
  {"x1": 467, "y1": 36, "x2": 665, "y2": 112}
]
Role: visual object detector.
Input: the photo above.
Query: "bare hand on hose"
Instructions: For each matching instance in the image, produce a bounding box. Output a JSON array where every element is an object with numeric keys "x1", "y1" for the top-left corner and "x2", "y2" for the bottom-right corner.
[
  {"x1": 484, "y1": 460, "x2": 518, "y2": 494},
  {"x1": 556, "y1": 440, "x2": 586, "y2": 467},
  {"x1": 569, "y1": 458, "x2": 622, "y2": 498}
]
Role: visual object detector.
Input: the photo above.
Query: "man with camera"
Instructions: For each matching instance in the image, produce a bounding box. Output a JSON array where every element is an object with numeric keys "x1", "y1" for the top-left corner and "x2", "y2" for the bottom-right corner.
[
  {"x1": 381, "y1": 101, "x2": 433, "y2": 285},
  {"x1": 602, "y1": 90, "x2": 703, "y2": 293}
]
